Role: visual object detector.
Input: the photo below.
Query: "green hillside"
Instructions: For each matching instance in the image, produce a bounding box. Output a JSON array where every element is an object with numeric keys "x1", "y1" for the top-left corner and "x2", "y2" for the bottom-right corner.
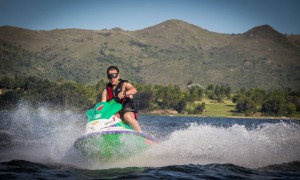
[{"x1": 0, "y1": 19, "x2": 299, "y2": 90}]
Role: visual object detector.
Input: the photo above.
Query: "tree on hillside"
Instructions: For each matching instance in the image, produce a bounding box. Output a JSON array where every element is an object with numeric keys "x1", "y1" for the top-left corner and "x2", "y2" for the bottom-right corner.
[
  {"x1": 206, "y1": 84, "x2": 216, "y2": 100},
  {"x1": 233, "y1": 88, "x2": 298, "y2": 116},
  {"x1": 193, "y1": 102, "x2": 205, "y2": 114},
  {"x1": 156, "y1": 84, "x2": 182, "y2": 109},
  {"x1": 187, "y1": 84, "x2": 204, "y2": 101},
  {"x1": 261, "y1": 90, "x2": 296, "y2": 116}
]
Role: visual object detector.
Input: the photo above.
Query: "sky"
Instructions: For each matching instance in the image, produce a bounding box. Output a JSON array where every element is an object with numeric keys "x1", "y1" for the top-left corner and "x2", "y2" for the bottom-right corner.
[{"x1": 0, "y1": 0, "x2": 300, "y2": 34}]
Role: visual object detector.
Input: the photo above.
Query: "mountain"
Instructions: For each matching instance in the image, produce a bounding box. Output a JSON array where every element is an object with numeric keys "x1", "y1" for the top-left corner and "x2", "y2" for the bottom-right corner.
[{"x1": 0, "y1": 19, "x2": 299, "y2": 90}]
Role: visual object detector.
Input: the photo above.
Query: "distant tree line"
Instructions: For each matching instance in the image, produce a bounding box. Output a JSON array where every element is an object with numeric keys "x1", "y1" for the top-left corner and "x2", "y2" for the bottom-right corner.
[
  {"x1": 232, "y1": 88, "x2": 300, "y2": 116},
  {"x1": 0, "y1": 76, "x2": 96, "y2": 111},
  {"x1": 133, "y1": 83, "x2": 231, "y2": 114},
  {"x1": 0, "y1": 76, "x2": 230, "y2": 114},
  {"x1": 0, "y1": 76, "x2": 299, "y2": 116}
]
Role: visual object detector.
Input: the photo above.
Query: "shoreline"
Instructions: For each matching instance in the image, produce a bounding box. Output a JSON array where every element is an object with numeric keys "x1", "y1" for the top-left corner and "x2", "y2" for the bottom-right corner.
[{"x1": 138, "y1": 111, "x2": 300, "y2": 120}]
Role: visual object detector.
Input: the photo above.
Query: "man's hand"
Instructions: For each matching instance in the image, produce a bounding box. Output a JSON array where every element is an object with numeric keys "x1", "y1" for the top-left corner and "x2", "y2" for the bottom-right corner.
[{"x1": 118, "y1": 91, "x2": 126, "y2": 99}]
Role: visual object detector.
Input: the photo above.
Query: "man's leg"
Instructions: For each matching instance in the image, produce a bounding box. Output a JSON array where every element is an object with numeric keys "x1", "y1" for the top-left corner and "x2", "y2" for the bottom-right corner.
[{"x1": 123, "y1": 112, "x2": 142, "y2": 132}]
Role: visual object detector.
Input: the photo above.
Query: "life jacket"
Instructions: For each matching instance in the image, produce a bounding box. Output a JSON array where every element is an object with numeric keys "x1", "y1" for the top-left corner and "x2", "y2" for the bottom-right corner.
[
  {"x1": 106, "y1": 79, "x2": 128, "y2": 102},
  {"x1": 106, "y1": 79, "x2": 138, "y2": 119}
]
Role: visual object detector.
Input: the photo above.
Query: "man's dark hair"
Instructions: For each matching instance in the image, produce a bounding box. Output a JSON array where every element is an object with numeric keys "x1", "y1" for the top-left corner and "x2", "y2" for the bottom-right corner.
[{"x1": 107, "y1": 66, "x2": 119, "y2": 74}]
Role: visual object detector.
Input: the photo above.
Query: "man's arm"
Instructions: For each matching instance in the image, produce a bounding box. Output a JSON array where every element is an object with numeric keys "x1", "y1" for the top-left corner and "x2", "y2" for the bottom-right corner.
[
  {"x1": 117, "y1": 82, "x2": 137, "y2": 99},
  {"x1": 101, "y1": 89, "x2": 107, "y2": 102},
  {"x1": 124, "y1": 82, "x2": 137, "y2": 96}
]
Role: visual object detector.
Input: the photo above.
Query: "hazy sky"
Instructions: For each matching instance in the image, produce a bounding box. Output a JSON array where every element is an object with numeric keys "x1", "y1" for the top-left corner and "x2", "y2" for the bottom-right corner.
[{"x1": 0, "y1": 0, "x2": 299, "y2": 34}]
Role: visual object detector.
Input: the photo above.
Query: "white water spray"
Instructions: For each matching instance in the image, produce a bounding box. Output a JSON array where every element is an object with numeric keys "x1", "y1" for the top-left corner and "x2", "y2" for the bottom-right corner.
[
  {"x1": 129, "y1": 122, "x2": 300, "y2": 168},
  {"x1": 0, "y1": 104, "x2": 85, "y2": 165},
  {"x1": 0, "y1": 105, "x2": 299, "y2": 169}
]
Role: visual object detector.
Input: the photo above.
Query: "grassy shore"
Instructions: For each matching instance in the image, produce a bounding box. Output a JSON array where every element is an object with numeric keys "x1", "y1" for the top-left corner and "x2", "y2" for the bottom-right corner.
[
  {"x1": 198, "y1": 99, "x2": 300, "y2": 119},
  {"x1": 141, "y1": 98, "x2": 300, "y2": 119},
  {"x1": 198, "y1": 99, "x2": 238, "y2": 117}
]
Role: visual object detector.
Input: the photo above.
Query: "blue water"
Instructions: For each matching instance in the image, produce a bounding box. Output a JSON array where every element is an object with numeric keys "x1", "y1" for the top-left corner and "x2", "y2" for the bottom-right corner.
[{"x1": 0, "y1": 105, "x2": 300, "y2": 179}]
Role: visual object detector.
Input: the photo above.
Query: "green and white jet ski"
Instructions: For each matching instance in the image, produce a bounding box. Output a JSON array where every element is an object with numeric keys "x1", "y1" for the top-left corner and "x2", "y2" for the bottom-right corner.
[{"x1": 74, "y1": 99, "x2": 158, "y2": 160}]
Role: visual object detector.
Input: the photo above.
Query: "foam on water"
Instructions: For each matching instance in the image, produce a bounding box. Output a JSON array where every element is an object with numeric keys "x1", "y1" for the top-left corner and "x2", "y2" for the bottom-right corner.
[
  {"x1": 0, "y1": 104, "x2": 85, "y2": 165},
  {"x1": 131, "y1": 122, "x2": 300, "y2": 169},
  {"x1": 0, "y1": 105, "x2": 299, "y2": 169}
]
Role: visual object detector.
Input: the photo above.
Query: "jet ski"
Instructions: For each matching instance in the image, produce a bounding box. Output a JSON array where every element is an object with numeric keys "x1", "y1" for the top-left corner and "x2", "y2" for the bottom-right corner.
[{"x1": 74, "y1": 99, "x2": 158, "y2": 160}]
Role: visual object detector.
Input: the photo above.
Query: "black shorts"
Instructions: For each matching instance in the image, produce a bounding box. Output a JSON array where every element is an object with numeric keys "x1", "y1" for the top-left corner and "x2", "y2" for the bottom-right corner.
[{"x1": 119, "y1": 99, "x2": 137, "y2": 118}]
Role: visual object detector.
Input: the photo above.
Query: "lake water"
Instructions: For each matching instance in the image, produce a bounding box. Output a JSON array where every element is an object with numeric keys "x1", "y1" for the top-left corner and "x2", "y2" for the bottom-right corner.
[{"x1": 0, "y1": 105, "x2": 299, "y2": 179}]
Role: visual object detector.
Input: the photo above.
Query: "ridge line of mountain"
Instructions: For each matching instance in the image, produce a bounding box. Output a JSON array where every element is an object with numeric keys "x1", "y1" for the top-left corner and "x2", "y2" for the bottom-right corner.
[{"x1": 1, "y1": 19, "x2": 299, "y2": 90}]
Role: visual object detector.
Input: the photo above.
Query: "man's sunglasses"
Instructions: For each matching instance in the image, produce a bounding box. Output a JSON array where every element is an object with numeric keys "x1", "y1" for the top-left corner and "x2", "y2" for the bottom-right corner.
[{"x1": 107, "y1": 73, "x2": 118, "y2": 79}]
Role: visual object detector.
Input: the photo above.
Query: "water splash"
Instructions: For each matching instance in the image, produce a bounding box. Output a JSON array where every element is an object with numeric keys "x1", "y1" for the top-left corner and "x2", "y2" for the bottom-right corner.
[
  {"x1": 130, "y1": 122, "x2": 300, "y2": 168},
  {"x1": 0, "y1": 104, "x2": 85, "y2": 165},
  {"x1": 0, "y1": 105, "x2": 299, "y2": 169}
]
